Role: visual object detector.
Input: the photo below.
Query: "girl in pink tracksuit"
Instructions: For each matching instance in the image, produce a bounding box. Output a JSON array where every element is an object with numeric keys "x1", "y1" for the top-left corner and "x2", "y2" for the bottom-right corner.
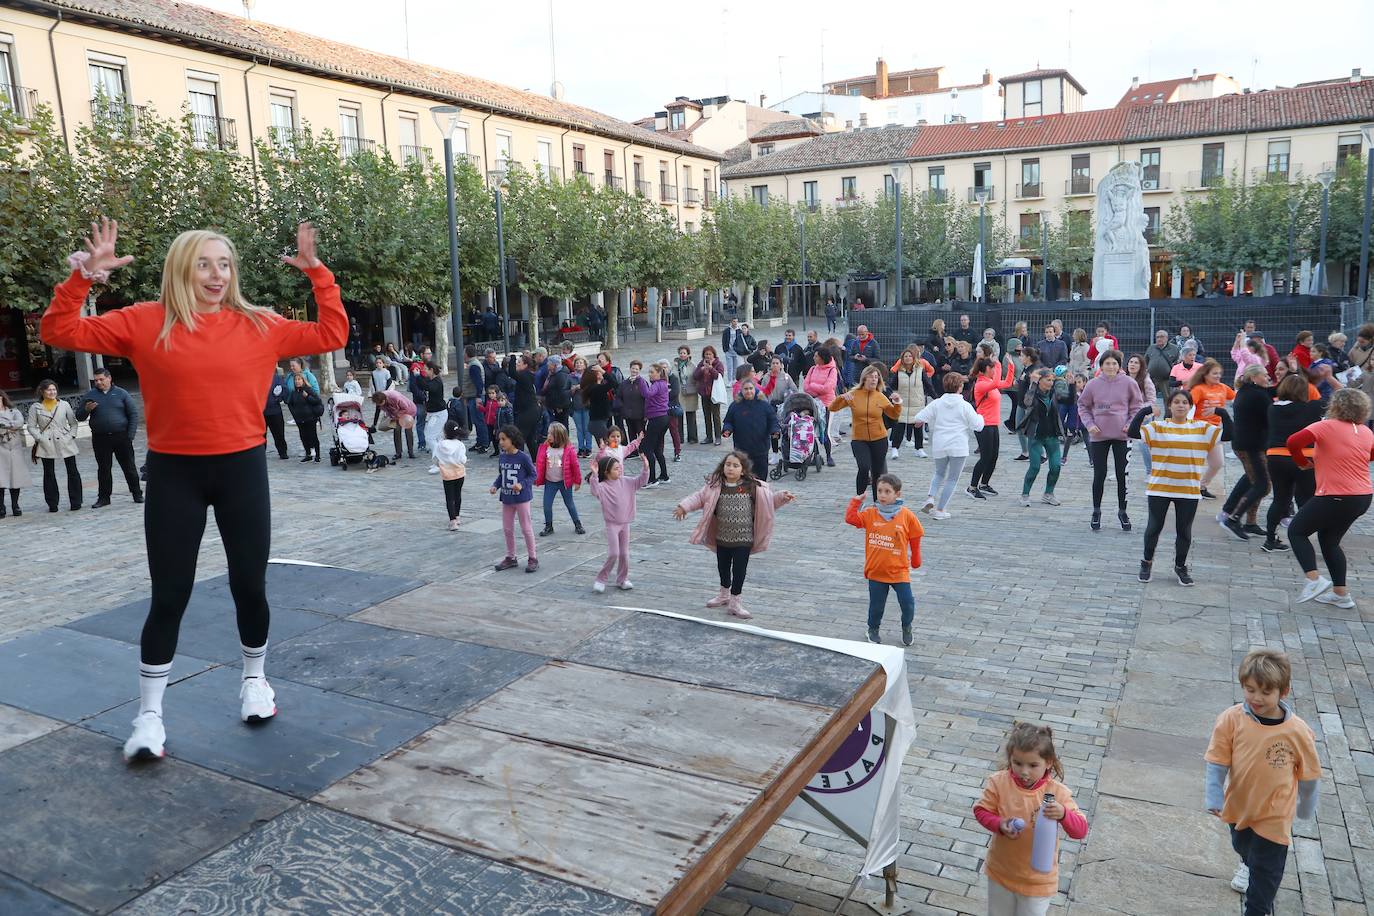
[
  {"x1": 674, "y1": 450, "x2": 796, "y2": 619},
  {"x1": 587, "y1": 453, "x2": 649, "y2": 593}
]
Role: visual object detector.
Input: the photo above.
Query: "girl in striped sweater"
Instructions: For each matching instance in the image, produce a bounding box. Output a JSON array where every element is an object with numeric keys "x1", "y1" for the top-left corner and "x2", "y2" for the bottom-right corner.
[{"x1": 1128, "y1": 390, "x2": 1233, "y2": 586}]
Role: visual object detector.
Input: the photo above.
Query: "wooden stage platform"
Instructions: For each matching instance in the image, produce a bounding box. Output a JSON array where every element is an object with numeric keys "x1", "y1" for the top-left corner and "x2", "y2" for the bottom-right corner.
[{"x1": 0, "y1": 562, "x2": 887, "y2": 914}]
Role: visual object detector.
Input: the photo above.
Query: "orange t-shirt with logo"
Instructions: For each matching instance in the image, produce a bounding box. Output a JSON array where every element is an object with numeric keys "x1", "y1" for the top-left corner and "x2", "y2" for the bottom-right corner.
[
  {"x1": 844, "y1": 497, "x2": 923, "y2": 583},
  {"x1": 1205, "y1": 704, "x2": 1319, "y2": 845},
  {"x1": 1190, "y1": 382, "x2": 1235, "y2": 426}
]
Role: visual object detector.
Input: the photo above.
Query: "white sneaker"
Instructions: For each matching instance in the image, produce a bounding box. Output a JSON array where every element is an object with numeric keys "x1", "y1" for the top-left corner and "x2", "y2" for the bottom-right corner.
[
  {"x1": 427, "y1": 466, "x2": 440, "y2": 475},
  {"x1": 123, "y1": 711, "x2": 166, "y2": 762},
  {"x1": 888, "y1": 448, "x2": 899, "y2": 460},
  {"x1": 1315, "y1": 590, "x2": 1356, "y2": 609},
  {"x1": 1018, "y1": 494, "x2": 1031, "y2": 507},
  {"x1": 1230, "y1": 862, "x2": 1249, "y2": 893},
  {"x1": 1042, "y1": 493, "x2": 1061, "y2": 506},
  {"x1": 618, "y1": 580, "x2": 634, "y2": 591},
  {"x1": 1298, "y1": 576, "x2": 1333, "y2": 603},
  {"x1": 239, "y1": 677, "x2": 277, "y2": 723},
  {"x1": 930, "y1": 509, "x2": 952, "y2": 520},
  {"x1": 592, "y1": 580, "x2": 606, "y2": 594},
  {"x1": 914, "y1": 448, "x2": 927, "y2": 458},
  {"x1": 920, "y1": 497, "x2": 935, "y2": 513}
]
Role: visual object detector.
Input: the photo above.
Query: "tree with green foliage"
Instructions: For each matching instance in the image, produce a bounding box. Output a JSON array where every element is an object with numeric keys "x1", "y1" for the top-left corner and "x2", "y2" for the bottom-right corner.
[{"x1": 1046, "y1": 204, "x2": 1095, "y2": 295}]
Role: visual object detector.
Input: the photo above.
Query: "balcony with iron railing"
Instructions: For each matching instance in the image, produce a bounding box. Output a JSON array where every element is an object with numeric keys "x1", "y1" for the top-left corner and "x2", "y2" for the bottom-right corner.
[
  {"x1": 704, "y1": 187, "x2": 717, "y2": 208},
  {"x1": 531, "y1": 162, "x2": 561, "y2": 181},
  {"x1": 635, "y1": 179, "x2": 653, "y2": 197},
  {"x1": 90, "y1": 97, "x2": 150, "y2": 140},
  {"x1": 836, "y1": 194, "x2": 861, "y2": 208},
  {"x1": 925, "y1": 188, "x2": 947, "y2": 203},
  {"x1": 1065, "y1": 176, "x2": 1094, "y2": 196},
  {"x1": 338, "y1": 135, "x2": 376, "y2": 157},
  {"x1": 455, "y1": 151, "x2": 481, "y2": 169},
  {"x1": 803, "y1": 200, "x2": 820, "y2": 212},
  {"x1": 1014, "y1": 182, "x2": 1043, "y2": 200},
  {"x1": 268, "y1": 126, "x2": 309, "y2": 156},
  {"x1": 0, "y1": 85, "x2": 40, "y2": 123},
  {"x1": 190, "y1": 113, "x2": 238, "y2": 152},
  {"x1": 400, "y1": 145, "x2": 431, "y2": 166},
  {"x1": 1141, "y1": 171, "x2": 1170, "y2": 192},
  {"x1": 569, "y1": 166, "x2": 593, "y2": 184},
  {"x1": 1144, "y1": 226, "x2": 1162, "y2": 246},
  {"x1": 1185, "y1": 169, "x2": 1225, "y2": 190},
  {"x1": 660, "y1": 183, "x2": 678, "y2": 202},
  {"x1": 967, "y1": 185, "x2": 996, "y2": 203},
  {"x1": 604, "y1": 174, "x2": 624, "y2": 191},
  {"x1": 683, "y1": 186, "x2": 700, "y2": 205}
]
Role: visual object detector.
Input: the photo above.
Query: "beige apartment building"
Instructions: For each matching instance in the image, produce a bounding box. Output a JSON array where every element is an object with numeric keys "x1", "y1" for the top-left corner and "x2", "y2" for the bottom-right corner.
[
  {"x1": 0, "y1": 0, "x2": 721, "y2": 233},
  {"x1": 723, "y1": 69, "x2": 1374, "y2": 298}
]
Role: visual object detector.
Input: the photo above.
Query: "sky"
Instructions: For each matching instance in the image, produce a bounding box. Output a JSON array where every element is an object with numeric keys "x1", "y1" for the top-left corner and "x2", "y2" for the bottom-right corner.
[{"x1": 206, "y1": 0, "x2": 1372, "y2": 122}]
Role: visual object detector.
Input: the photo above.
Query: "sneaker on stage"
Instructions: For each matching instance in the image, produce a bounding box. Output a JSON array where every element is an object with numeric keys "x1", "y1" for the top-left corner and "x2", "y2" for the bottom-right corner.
[
  {"x1": 123, "y1": 711, "x2": 165, "y2": 762},
  {"x1": 240, "y1": 677, "x2": 277, "y2": 723}
]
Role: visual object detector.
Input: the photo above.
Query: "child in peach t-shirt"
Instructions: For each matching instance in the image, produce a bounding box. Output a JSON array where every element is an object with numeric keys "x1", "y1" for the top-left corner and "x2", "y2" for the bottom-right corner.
[
  {"x1": 1205, "y1": 649, "x2": 1319, "y2": 914},
  {"x1": 973, "y1": 722, "x2": 1089, "y2": 916}
]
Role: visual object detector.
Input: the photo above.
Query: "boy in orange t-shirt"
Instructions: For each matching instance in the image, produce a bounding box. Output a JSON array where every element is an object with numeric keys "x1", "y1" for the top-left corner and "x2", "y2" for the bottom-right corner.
[
  {"x1": 1205, "y1": 649, "x2": 1319, "y2": 915},
  {"x1": 845, "y1": 473, "x2": 923, "y2": 647}
]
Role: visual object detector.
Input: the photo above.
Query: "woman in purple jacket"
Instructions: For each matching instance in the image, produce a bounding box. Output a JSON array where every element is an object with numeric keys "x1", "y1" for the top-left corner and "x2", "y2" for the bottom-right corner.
[
  {"x1": 1077, "y1": 350, "x2": 1144, "y2": 531},
  {"x1": 638, "y1": 363, "x2": 672, "y2": 487}
]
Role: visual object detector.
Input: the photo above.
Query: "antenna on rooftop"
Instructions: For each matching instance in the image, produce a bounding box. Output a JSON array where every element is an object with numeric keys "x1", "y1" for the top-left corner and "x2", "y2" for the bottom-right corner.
[
  {"x1": 402, "y1": 0, "x2": 411, "y2": 58},
  {"x1": 242, "y1": 0, "x2": 255, "y2": 19},
  {"x1": 548, "y1": 0, "x2": 561, "y2": 98}
]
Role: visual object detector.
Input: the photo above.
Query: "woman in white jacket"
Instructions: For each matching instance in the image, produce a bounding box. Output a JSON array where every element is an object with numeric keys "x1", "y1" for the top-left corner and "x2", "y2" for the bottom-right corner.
[
  {"x1": 913, "y1": 372, "x2": 985, "y2": 518},
  {"x1": 26, "y1": 379, "x2": 83, "y2": 512}
]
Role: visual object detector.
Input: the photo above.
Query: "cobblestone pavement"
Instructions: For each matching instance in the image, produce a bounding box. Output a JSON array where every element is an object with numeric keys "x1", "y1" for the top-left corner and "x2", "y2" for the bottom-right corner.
[{"x1": 2, "y1": 322, "x2": 1373, "y2": 915}]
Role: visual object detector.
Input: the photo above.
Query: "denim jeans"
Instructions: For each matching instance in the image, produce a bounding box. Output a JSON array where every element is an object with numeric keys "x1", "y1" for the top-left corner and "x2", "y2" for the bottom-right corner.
[
  {"x1": 867, "y1": 579, "x2": 915, "y2": 629},
  {"x1": 468, "y1": 397, "x2": 490, "y2": 449},
  {"x1": 414, "y1": 405, "x2": 428, "y2": 450},
  {"x1": 542, "y1": 480, "x2": 582, "y2": 527},
  {"x1": 1023, "y1": 436, "x2": 1062, "y2": 496},
  {"x1": 927, "y1": 455, "x2": 967, "y2": 510},
  {"x1": 572, "y1": 407, "x2": 593, "y2": 451}
]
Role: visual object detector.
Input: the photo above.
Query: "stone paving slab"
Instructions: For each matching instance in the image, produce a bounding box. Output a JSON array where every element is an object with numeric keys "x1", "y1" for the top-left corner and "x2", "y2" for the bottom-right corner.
[
  {"x1": 0, "y1": 872, "x2": 84, "y2": 915},
  {"x1": 198, "y1": 562, "x2": 425, "y2": 616},
  {"x1": 115, "y1": 803, "x2": 647, "y2": 916},
  {"x1": 0, "y1": 702, "x2": 65, "y2": 754},
  {"x1": 264, "y1": 618, "x2": 545, "y2": 717},
  {"x1": 0, "y1": 628, "x2": 214, "y2": 724},
  {"x1": 0, "y1": 727, "x2": 293, "y2": 914},
  {"x1": 82, "y1": 665, "x2": 439, "y2": 798},
  {"x1": 63, "y1": 591, "x2": 335, "y2": 664}
]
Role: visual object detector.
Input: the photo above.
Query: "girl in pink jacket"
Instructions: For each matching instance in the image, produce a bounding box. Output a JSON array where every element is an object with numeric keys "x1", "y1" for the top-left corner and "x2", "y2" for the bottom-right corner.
[
  {"x1": 588, "y1": 453, "x2": 649, "y2": 593},
  {"x1": 674, "y1": 450, "x2": 796, "y2": 619},
  {"x1": 535, "y1": 422, "x2": 585, "y2": 537}
]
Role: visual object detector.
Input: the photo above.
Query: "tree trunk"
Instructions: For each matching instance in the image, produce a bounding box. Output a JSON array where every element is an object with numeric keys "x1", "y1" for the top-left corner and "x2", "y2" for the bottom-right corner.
[
  {"x1": 654, "y1": 288, "x2": 663, "y2": 344},
  {"x1": 434, "y1": 312, "x2": 450, "y2": 378},
  {"x1": 781, "y1": 282, "x2": 790, "y2": 323},
  {"x1": 741, "y1": 282, "x2": 754, "y2": 325},
  {"x1": 317, "y1": 351, "x2": 338, "y2": 399},
  {"x1": 605, "y1": 288, "x2": 620, "y2": 350}
]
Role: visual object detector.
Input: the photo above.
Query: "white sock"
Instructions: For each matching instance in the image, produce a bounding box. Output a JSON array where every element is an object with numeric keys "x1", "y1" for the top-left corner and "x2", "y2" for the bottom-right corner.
[
  {"x1": 241, "y1": 642, "x2": 267, "y2": 680},
  {"x1": 138, "y1": 661, "x2": 172, "y2": 717}
]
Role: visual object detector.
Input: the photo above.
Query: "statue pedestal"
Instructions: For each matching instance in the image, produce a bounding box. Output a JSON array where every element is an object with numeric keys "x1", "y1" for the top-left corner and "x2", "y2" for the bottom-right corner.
[{"x1": 1099, "y1": 253, "x2": 1147, "y2": 300}]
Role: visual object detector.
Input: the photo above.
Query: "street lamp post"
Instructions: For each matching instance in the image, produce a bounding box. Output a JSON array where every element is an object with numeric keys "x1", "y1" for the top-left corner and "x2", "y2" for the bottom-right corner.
[
  {"x1": 798, "y1": 210, "x2": 808, "y2": 332},
  {"x1": 1358, "y1": 125, "x2": 1374, "y2": 306},
  {"x1": 493, "y1": 177, "x2": 513, "y2": 357},
  {"x1": 1040, "y1": 210, "x2": 1050, "y2": 302},
  {"x1": 1316, "y1": 169, "x2": 1336, "y2": 295},
  {"x1": 430, "y1": 105, "x2": 465, "y2": 368},
  {"x1": 891, "y1": 166, "x2": 902, "y2": 308},
  {"x1": 974, "y1": 188, "x2": 990, "y2": 302},
  {"x1": 1286, "y1": 194, "x2": 1300, "y2": 296}
]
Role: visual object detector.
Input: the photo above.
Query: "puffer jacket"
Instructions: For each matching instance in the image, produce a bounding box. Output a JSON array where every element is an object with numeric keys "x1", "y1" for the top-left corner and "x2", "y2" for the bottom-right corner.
[{"x1": 890, "y1": 366, "x2": 927, "y2": 422}]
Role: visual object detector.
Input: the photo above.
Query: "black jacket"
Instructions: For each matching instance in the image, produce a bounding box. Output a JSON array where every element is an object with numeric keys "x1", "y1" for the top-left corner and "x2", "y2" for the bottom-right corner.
[
  {"x1": 77, "y1": 384, "x2": 139, "y2": 437},
  {"x1": 1265, "y1": 399, "x2": 1324, "y2": 450},
  {"x1": 544, "y1": 367, "x2": 573, "y2": 412},
  {"x1": 1230, "y1": 383, "x2": 1272, "y2": 452},
  {"x1": 422, "y1": 376, "x2": 446, "y2": 412},
  {"x1": 1020, "y1": 387, "x2": 1062, "y2": 440},
  {"x1": 286, "y1": 385, "x2": 323, "y2": 424}
]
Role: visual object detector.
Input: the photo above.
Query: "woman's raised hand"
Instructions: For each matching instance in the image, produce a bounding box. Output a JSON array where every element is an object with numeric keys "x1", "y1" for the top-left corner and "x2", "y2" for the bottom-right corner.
[
  {"x1": 82, "y1": 218, "x2": 135, "y2": 275},
  {"x1": 281, "y1": 221, "x2": 322, "y2": 272}
]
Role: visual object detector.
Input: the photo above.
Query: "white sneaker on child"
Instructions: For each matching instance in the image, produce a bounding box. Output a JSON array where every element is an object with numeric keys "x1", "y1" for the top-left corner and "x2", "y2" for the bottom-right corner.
[{"x1": 1230, "y1": 862, "x2": 1249, "y2": 893}]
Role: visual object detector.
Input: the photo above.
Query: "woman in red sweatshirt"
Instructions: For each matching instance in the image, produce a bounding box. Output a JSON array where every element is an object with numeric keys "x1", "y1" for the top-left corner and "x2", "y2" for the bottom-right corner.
[{"x1": 41, "y1": 218, "x2": 347, "y2": 763}]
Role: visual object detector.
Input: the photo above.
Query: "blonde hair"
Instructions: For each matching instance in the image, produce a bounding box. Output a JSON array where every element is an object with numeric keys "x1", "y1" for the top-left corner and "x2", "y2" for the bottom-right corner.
[
  {"x1": 1239, "y1": 648, "x2": 1291, "y2": 694},
  {"x1": 156, "y1": 230, "x2": 276, "y2": 348},
  {"x1": 545, "y1": 422, "x2": 569, "y2": 448},
  {"x1": 1327, "y1": 388, "x2": 1372, "y2": 424},
  {"x1": 930, "y1": 318, "x2": 945, "y2": 333}
]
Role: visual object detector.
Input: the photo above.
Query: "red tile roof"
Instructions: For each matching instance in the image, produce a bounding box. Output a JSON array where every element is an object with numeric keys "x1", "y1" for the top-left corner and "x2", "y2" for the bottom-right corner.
[
  {"x1": 25, "y1": 0, "x2": 721, "y2": 160},
  {"x1": 1122, "y1": 80, "x2": 1374, "y2": 141},
  {"x1": 905, "y1": 108, "x2": 1128, "y2": 158},
  {"x1": 1116, "y1": 75, "x2": 1221, "y2": 108},
  {"x1": 998, "y1": 69, "x2": 1088, "y2": 96}
]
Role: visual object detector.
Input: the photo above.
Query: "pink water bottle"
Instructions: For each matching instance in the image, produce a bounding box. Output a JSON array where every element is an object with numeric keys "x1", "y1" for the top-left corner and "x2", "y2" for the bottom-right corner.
[{"x1": 1030, "y1": 792, "x2": 1057, "y2": 874}]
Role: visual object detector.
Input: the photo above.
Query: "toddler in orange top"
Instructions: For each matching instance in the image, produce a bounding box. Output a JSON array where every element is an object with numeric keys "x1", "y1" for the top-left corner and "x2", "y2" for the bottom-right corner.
[
  {"x1": 973, "y1": 723, "x2": 1089, "y2": 916},
  {"x1": 845, "y1": 473, "x2": 922, "y2": 647},
  {"x1": 1205, "y1": 649, "x2": 1319, "y2": 915}
]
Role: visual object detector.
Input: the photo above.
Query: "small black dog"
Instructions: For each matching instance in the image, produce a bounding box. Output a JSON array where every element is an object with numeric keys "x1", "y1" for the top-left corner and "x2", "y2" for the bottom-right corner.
[{"x1": 364, "y1": 453, "x2": 391, "y2": 474}]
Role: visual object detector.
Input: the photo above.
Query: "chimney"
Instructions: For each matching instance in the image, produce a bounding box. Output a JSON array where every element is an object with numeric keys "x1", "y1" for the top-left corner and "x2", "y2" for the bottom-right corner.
[
  {"x1": 983, "y1": 69, "x2": 992, "y2": 86},
  {"x1": 1191, "y1": 68, "x2": 1198, "y2": 79},
  {"x1": 859, "y1": 112, "x2": 869, "y2": 127},
  {"x1": 1353, "y1": 68, "x2": 1363, "y2": 83},
  {"x1": 876, "y1": 57, "x2": 889, "y2": 98},
  {"x1": 1131, "y1": 76, "x2": 1139, "y2": 90},
  {"x1": 845, "y1": 119, "x2": 853, "y2": 130},
  {"x1": 759, "y1": 92, "x2": 767, "y2": 107}
]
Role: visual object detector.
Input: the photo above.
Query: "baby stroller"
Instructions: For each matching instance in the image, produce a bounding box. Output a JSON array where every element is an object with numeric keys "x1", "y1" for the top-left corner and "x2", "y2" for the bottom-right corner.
[
  {"x1": 327, "y1": 393, "x2": 376, "y2": 470},
  {"x1": 771, "y1": 392, "x2": 824, "y2": 481}
]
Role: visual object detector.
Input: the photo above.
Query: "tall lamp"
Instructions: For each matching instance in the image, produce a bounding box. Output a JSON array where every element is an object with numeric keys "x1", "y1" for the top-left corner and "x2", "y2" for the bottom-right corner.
[
  {"x1": 430, "y1": 105, "x2": 465, "y2": 365},
  {"x1": 891, "y1": 165, "x2": 903, "y2": 308},
  {"x1": 1357, "y1": 125, "x2": 1374, "y2": 306},
  {"x1": 1315, "y1": 169, "x2": 1336, "y2": 295}
]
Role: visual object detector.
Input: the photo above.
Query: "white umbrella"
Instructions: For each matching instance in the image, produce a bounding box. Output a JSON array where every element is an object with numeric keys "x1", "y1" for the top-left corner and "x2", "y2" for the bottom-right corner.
[{"x1": 972, "y1": 243, "x2": 985, "y2": 302}]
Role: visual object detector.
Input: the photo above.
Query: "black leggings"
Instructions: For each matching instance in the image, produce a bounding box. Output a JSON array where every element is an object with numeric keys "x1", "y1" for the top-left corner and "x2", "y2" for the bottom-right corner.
[
  {"x1": 969, "y1": 427, "x2": 1000, "y2": 487},
  {"x1": 1288, "y1": 494, "x2": 1372, "y2": 588},
  {"x1": 716, "y1": 543, "x2": 752, "y2": 595},
  {"x1": 889, "y1": 421, "x2": 923, "y2": 449},
  {"x1": 1266, "y1": 456, "x2": 1316, "y2": 537},
  {"x1": 297, "y1": 419, "x2": 320, "y2": 456},
  {"x1": 443, "y1": 477, "x2": 465, "y2": 520},
  {"x1": 516, "y1": 409, "x2": 540, "y2": 454},
  {"x1": 1223, "y1": 448, "x2": 1269, "y2": 521},
  {"x1": 41, "y1": 455, "x2": 82, "y2": 510},
  {"x1": 391, "y1": 424, "x2": 415, "y2": 457},
  {"x1": 1143, "y1": 495, "x2": 1199, "y2": 567},
  {"x1": 1089, "y1": 439, "x2": 1129, "y2": 510},
  {"x1": 851, "y1": 437, "x2": 888, "y2": 500},
  {"x1": 140, "y1": 447, "x2": 271, "y2": 666},
  {"x1": 643, "y1": 415, "x2": 670, "y2": 482}
]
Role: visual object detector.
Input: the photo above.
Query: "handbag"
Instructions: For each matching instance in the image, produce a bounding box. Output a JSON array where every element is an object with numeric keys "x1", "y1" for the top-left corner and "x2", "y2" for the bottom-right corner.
[{"x1": 710, "y1": 374, "x2": 728, "y2": 406}]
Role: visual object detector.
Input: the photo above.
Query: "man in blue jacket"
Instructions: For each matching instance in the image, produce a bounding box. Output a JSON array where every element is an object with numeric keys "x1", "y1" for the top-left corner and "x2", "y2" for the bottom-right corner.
[
  {"x1": 76, "y1": 368, "x2": 144, "y2": 507},
  {"x1": 844, "y1": 325, "x2": 880, "y2": 386}
]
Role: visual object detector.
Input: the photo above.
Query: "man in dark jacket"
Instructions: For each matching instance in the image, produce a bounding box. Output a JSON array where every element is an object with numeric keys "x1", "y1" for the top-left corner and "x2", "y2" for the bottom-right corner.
[
  {"x1": 722, "y1": 319, "x2": 748, "y2": 383},
  {"x1": 263, "y1": 369, "x2": 290, "y2": 460},
  {"x1": 951, "y1": 314, "x2": 979, "y2": 348},
  {"x1": 481, "y1": 306, "x2": 501, "y2": 341},
  {"x1": 773, "y1": 330, "x2": 802, "y2": 381},
  {"x1": 1145, "y1": 330, "x2": 1179, "y2": 403},
  {"x1": 77, "y1": 368, "x2": 144, "y2": 506},
  {"x1": 1037, "y1": 323, "x2": 1070, "y2": 368},
  {"x1": 844, "y1": 325, "x2": 880, "y2": 386}
]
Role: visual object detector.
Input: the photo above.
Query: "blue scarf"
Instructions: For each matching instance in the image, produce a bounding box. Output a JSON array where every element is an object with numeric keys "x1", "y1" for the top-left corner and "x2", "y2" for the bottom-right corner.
[{"x1": 874, "y1": 498, "x2": 905, "y2": 520}]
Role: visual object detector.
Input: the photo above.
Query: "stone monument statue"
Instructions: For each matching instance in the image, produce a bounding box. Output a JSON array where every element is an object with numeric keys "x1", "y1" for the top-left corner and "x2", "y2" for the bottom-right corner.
[{"x1": 1091, "y1": 161, "x2": 1151, "y2": 300}]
